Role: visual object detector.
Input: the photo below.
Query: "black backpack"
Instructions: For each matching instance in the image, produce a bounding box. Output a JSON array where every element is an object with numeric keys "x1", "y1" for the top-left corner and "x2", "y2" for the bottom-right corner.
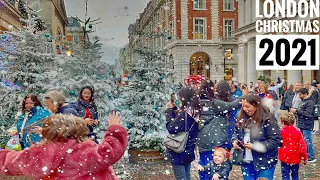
[{"x1": 268, "y1": 89, "x2": 278, "y2": 100}]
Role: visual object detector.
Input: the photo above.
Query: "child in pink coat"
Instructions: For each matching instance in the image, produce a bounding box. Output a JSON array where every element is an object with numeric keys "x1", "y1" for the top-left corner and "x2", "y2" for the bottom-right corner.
[{"x1": 0, "y1": 112, "x2": 128, "y2": 180}]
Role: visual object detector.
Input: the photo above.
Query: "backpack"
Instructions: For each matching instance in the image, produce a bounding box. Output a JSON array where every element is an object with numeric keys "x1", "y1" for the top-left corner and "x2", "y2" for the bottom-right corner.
[{"x1": 268, "y1": 89, "x2": 278, "y2": 100}]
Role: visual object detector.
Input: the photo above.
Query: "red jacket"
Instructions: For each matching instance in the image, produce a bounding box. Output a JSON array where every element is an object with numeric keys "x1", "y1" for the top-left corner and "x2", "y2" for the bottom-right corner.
[
  {"x1": 278, "y1": 125, "x2": 307, "y2": 164},
  {"x1": 0, "y1": 125, "x2": 128, "y2": 180}
]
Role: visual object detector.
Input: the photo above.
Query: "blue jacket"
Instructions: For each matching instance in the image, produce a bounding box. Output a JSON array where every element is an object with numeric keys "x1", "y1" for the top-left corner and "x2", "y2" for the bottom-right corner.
[
  {"x1": 232, "y1": 87, "x2": 242, "y2": 99},
  {"x1": 75, "y1": 99, "x2": 98, "y2": 135},
  {"x1": 232, "y1": 111, "x2": 282, "y2": 171},
  {"x1": 229, "y1": 88, "x2": 243, "y2": 123},
  {"x1": 16, "y1": 106, "x2": 51, "y2": 148},
  {"x1": 165, "y1": 108, "x2": 198, "y2": 165},
  {"x1": 56, "y1": 103, "x2": 79, "y2": 116},
  {"x1": 296, "y1": 97, "x2": 315, "y2": 130}
]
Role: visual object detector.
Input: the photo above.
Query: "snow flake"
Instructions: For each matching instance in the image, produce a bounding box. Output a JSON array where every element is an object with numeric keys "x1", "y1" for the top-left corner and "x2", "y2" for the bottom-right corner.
[
  {"x1": 66, "y1": 149, "x2": 73, "y2": 153},
  {"x1": 42, "y1": 166, "x2": 48, "y2": 172}
]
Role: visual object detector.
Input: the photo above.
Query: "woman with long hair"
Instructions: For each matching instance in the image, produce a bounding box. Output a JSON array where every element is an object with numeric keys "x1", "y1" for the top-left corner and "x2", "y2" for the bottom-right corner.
[
  {"x1": 75, "y1": 86, "x2": 99, "y2": 141},
  {"x1": 15, "y1": 95, "x2": 51, "y2": 149},
  {"x1": 197, "y1": 80, "x2": 247, "y2": 180},
  {"x1": 165, "y1": 86, "x2": 201, "y2": 180},
  {"x1": 232, "y1": 94, "x2": 281, "y2": 180}
]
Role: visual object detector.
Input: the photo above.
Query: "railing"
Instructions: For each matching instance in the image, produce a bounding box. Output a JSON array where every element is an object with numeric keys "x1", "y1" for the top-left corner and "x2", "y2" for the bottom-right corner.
[{"x1": 217, "y1": 37, "x2": 239, "y2": 43}]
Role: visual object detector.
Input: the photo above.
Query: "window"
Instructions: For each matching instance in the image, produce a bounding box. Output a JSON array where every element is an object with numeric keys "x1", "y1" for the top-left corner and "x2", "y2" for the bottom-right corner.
[
  {"x1": 194, "y1": 18, "x2": 206, "y2": 39},
  {"x1": 224, "y1": 20, "x2": 233, "y2": 37},
  {"x1": 224, "y1": 0, "x2": 234, "y2": 10},
  {"x1": 194, "y1": 0, "x2": 206, "y2": 10},
  {"x1": 73, "y1": 35, "x2": 79, "y2": 43}
]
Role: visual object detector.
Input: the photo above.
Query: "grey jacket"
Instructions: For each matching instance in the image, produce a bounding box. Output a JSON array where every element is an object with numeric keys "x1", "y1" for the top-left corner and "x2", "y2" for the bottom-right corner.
[
  {"x1": 197, "y1": 98, "x2": 241, "y2": 152},
  {"x1": 283, "y1": 89, "x2": 295, "y2": 107}
]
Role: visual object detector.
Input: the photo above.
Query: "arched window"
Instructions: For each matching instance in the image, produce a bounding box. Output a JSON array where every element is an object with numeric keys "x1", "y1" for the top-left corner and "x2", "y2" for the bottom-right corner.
[{"x1": 190, "y1": 52, "x2": 210, "y2": 78}]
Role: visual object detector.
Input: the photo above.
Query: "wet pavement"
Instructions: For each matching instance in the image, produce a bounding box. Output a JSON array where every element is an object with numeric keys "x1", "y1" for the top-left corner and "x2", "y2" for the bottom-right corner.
[{"x1": 113, "y1": 132, "x2": 320, "y2": 180}]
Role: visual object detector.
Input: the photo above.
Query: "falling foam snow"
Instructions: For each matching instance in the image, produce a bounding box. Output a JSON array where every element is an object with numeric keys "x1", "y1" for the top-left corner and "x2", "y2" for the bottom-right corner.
[
  {"x1": 66, "y1": 149, "x2": 73, "y2": 153},
  {"x1": 42, "y1": 166, "x2": 48, "y2": 172}
]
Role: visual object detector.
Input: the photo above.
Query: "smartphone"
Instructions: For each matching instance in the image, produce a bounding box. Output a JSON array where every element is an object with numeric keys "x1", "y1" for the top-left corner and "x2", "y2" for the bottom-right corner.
[{"x1": 237, "y1": 141, "x2": 245, "y2": 149}]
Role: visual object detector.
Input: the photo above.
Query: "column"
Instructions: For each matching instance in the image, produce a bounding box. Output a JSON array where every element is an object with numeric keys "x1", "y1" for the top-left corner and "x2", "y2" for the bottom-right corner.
[
  {"x1": 238, "y1": 0, "x2": 245, "y2": 28},
  {"x1": 247, "y1": 40, "x2": 256, "y2": 84},
  {"x1": 180, "y1": 0, "x2": 188, "y2": 39},
  {"x1": 287, "y1": 70, "x2": 302, "y2": 85},
  {"x1": 303, "y1": 70, "x2": 313, "y2": 83},
  {"x1": 238, "y1": 43, "x2": 246, "y2": 83}
]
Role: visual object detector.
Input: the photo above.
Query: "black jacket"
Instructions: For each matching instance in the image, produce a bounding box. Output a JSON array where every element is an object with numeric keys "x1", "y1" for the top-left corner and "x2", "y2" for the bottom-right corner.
[
  {"x1": 203, "y1": 160, "x2": 232, "y2": 180},
  {"x1": 296, "y1": 97, "x2": 315, "y2": 130},
  {"x1": 232, "y1": 111, "x2": 282, "y2": 171},
  {"x1": 165, "y1": 108, "x2": 198, "y2": 165}
]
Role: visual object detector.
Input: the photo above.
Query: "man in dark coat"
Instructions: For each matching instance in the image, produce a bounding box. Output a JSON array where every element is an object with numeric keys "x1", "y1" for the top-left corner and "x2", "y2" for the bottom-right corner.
[{"x1": 290, "y1": 88, "x2": 317, "y2": 163}]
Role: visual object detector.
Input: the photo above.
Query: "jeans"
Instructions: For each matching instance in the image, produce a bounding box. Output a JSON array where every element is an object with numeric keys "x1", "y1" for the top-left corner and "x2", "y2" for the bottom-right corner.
[
  {"x1": 242, "y1": 162, "x2": 275, "y2": 180},
  {"x1": 172, "y1": 163, "x2": 191, "y2": 180},
  {"x1": 301, "y1": 129, "x2": 315, "y2": 160},
  {"x1": 281, "y1": 162, "x2": 299, "y2": 180},
  {"x1": 198, "y1": 151, "x2": 213, "y2": 180}
]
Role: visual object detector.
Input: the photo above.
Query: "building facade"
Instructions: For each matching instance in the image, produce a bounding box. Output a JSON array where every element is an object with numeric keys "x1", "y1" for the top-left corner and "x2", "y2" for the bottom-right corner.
[
  {"x1": 0, "y1": 0, "x2": 25, "y2": 32},
  {"x1": 127, "y1": 0, "x2": 239, "y2": 82},
  {"x1": 234, "y1": 0, "x2": 319, "y2": 85},
  {"x1": 36, "y1": 0, "x2": 68, "y2": 38},
  {"x1": 66, "y1": 17, "x2": 85, "y2": 44}
]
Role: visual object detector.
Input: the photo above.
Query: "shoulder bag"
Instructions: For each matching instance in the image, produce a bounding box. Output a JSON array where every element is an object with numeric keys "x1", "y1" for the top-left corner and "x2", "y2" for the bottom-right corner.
[{"x1": 163, "y1": 112, "x2": 195, "y2": 153}]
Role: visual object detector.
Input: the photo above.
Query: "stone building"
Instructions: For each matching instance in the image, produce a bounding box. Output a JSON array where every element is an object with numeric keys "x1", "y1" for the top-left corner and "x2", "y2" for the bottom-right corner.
[{"x1": 128, "y1": 0, "x2": 239, "y2": 82}]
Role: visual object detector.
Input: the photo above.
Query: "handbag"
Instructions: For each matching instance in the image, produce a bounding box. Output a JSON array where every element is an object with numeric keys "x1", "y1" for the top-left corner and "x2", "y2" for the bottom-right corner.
[
  {"x1": 231, "y1": 148, "x2": 245, "y2": 165},
  {"x1": 163, "y1": 113, "x2": 195, "y2": 153}
]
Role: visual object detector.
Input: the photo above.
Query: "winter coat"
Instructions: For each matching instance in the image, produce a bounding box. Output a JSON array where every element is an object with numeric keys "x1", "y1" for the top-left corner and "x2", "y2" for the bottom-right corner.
[
  {"x1": 75, "y1": 99, "x2": 99, "y2": 136},
  {"x1": 203, "y1": 160, "x2": 232, "y2": 180},
  {"x1": 282, "y1": 89, "x2": 295, "y2": 108},
  {"x1": 310, "y1": 89, "x2": 319, "y2": 105},
  {"x1": 228, "y1": 89, "x2": 243, "y2": 131},
  {"x1": 232, "y1": 87, "x2": 242, "y2": 99},
  {"x1": 232, "y1": 111, "x2": 282, "y2": 171},
  {"x1": 0, "y1": 125, "x2": 128, "y2": 180},
  {"x1": 56, "y1": 103, "x2": 79, "y2": 116},
  {"x1": 165, "y1": 108, "x2": 198, "y2": 165},
  {"x1": 296, "y1": 97, "x2": 315, "y2": 130},
  {"x1": 197, "y1": 98, "x2": 241, "y2": 152},
  {"x1": 278, "y1": 125, "x2": 307, "y2": 164},
  {"x1": 16, "y1": 106, "x2": 51, "y2": 149}
]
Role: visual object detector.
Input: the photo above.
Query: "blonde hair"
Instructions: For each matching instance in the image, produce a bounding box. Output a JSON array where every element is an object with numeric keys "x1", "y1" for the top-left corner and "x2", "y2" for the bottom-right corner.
[
  {"x1": 214, "y1": 147, "x2": 227, "y2": 159},
  {"x1": 279, "y1": 112, "x2": 295, "y2": 126},
  {"x1": 44, "y1": 90, "x2": 65, "y2": 108},
  {"x1": 259, "y1": 84, "x2": 268, "y2": 92},
  {"x1": 37, "y1": 114, "x2": 89, "y2": 144}
]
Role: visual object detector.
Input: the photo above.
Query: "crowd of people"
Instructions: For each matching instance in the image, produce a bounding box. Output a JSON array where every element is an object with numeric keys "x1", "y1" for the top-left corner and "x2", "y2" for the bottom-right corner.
[
  {"x1": 0, "y1": 77, "x2": 319, "y2": 180},
  {"x1": 166, "y1": 78, "x2": 319, "y2": 180}
]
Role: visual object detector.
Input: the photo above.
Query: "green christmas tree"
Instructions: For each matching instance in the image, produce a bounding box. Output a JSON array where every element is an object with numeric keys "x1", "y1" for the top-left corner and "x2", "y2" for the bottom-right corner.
[{"x1": 120, "y1": 40, "x2": 175, "y2": 150}]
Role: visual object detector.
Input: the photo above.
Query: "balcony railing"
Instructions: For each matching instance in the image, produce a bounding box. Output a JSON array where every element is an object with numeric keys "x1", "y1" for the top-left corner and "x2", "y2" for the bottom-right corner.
[{"x1": 218, "y1": 37, "x2": 238, "y2": 43}]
